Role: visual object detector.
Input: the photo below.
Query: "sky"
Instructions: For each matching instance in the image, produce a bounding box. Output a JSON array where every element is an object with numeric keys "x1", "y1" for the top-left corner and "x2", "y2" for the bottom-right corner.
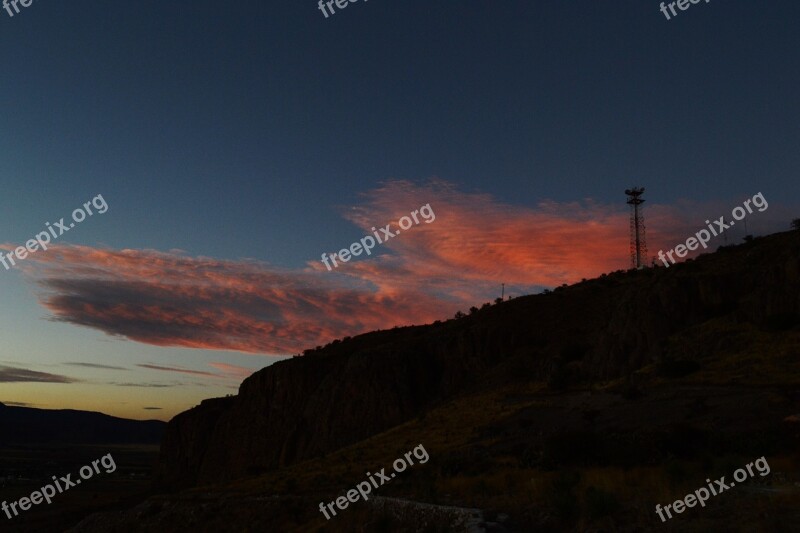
[{"x1": 0, "y1": 0, "x2": 798, "y2": 420}]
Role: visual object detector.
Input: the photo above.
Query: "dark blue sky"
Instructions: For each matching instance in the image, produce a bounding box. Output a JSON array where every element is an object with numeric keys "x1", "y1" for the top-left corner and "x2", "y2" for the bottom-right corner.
[
  {"x1": 2, "y1": 0, "x2": 798, "y2": 262},
  {"x1": 1, "y1": 0, "x2": 797, "y2": 418}
]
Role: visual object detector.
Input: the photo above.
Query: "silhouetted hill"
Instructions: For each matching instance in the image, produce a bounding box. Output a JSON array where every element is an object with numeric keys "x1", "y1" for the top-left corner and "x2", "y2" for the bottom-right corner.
[
  {"x1": 155, "y1": 231, "x2": 800, "y2": 491},
  {"x1": 68, "y1": 231, "x2": 800, "y2": 531},
  {"x1": 0, "y1": 403, "x2": 165, "y2": 445}
]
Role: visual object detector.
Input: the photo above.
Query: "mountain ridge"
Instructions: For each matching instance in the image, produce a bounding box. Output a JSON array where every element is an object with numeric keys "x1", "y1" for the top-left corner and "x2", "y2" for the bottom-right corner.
[
  {"x1": 155, "y1": 230, "x2": 800, "y2": 490},
  {"x1": 0, "y1": 403, "x2": 166, "y2": 445}
]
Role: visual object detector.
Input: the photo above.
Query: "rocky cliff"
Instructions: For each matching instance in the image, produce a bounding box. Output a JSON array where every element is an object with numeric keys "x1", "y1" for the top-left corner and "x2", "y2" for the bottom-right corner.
[{"x1": 156, "y1": 231, "x2": 800, "y2": 490}]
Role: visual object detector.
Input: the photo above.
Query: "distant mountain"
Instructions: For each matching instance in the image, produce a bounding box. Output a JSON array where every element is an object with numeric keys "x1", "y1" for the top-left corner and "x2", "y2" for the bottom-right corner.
[{"x1": 0, "y1": 403, "x2": 165, "y2": 445}]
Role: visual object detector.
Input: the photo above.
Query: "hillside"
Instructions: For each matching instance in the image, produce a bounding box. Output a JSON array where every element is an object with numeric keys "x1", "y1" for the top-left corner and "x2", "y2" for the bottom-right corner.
[
  {"x1": 74, "y1": 231, "x2": 800, "y2": 531},
  {"x1": 0, "y1": 403, "x2": 166, "y2": 445}
]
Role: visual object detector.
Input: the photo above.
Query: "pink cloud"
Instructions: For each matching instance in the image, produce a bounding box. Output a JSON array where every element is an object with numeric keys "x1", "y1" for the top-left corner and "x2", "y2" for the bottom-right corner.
[{"x1": 18, "y1": 180, "x2": 791, "y2": 355}]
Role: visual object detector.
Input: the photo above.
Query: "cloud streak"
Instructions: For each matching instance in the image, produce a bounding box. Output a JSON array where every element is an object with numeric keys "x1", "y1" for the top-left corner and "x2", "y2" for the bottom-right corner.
[
  {"x1": 108, "y1": 382, "x2": 175, "y2": 388},
  {"x1": 0, "y1": 366, "x2": 77, "y2": 383},
  {"x1": 64, "y1": 362, "x2": 128, "y2": 370},
  {"x1": 19, "y1": 179, "x2": 793, "y2": 356},
  {"x1": 137, "y1": 364, "x2": 221, "y2": 378}
]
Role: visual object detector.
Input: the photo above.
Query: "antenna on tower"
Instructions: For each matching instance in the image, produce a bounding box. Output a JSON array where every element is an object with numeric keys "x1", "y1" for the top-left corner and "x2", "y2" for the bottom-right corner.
[{"x1": 625, "y1": 187, "x2": 648, "y2": 269}]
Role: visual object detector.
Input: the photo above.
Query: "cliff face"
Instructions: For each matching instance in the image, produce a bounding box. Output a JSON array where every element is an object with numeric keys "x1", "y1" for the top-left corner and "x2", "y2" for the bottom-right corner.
[
  {"x1": 156, "y1": 232, "x2": 800, "y2": 489},
  {"x1": 157, "y1": 397, "x2": 236, "y2": 488},
  {"x1": 157, "y1": 323, "x2": 502, "y2": 489}
]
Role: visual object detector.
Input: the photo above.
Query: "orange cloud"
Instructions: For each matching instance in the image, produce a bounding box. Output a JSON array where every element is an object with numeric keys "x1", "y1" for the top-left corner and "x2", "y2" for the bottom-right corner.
[
  {"x1": 19, "y1": 180, "x2": 789, "y2": 356},
  {"x1": 25, "y1": 246, "x2": 447, "y2": 355}
]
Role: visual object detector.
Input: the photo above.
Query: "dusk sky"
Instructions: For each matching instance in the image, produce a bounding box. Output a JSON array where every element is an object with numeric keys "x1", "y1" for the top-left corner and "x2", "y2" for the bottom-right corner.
[{"x1": 1, "y1": 0, "x2": 798, "y2": 420}]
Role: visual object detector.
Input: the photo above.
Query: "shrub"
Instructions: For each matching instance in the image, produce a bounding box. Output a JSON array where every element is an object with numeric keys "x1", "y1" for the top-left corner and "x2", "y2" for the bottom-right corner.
[
  {"x1": 657, "y1": 358, "x2": 701, "y2": 378},
  {"x1": 660, "y1": 424, "x2": 708, "y2": 459},
  {"x1": 560, "y1": 343, "x2": 590, "y2": 362},
  {"x1": 763, "y1": 312, "x2": 799, "y2": 331},
  {"x1": 471, "y1": 478, "x2": 490, "y2": 497},
  {"x1": 664, "y1": 459, "x2": 689, "y2": 487},
  {"x1": 520, "y1": 446, "x2": 541, "y2": 468},
  {"x1": 542, "y1": 430, "x2": 605, "y2": 466},
  {"x1": 621, "y1": 383, "x2": 644, "y2": 400},
  {"x1": 547, "y1": 471, "x2": 581, "y2": 522},
  {"x1": 547, "y1": 364, "x2": 570, "y2": 391},
  {"x1": 791, "y1": 218, "x2": 800, "y2": 230},
  {"x1": 372, "y1": 510, "x2": 397, "y2": 533},
  {"x1": 584, "y1": 486, "x2": 621, "y2": 521}
]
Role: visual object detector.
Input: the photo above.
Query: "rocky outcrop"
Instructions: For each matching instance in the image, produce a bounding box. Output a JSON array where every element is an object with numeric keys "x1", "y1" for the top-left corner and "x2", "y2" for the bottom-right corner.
[
  {"x1": 156, "y1": 231, "x2": 800, "y2": 489},
  {"x1": 157, "y1": 396, "x2": 236, "y2": 488}
]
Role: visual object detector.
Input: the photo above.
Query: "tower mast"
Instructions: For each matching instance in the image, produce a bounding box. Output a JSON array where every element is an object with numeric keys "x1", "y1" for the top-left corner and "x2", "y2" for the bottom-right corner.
[{"x1": 625, "y1": 187, "x2": 647, "y2": 269}]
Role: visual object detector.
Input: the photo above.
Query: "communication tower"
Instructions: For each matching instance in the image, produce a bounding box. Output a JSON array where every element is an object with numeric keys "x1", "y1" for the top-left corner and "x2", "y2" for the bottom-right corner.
[{"x1": 625, "y1": 187, "x2": 647, "y2": 269}]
